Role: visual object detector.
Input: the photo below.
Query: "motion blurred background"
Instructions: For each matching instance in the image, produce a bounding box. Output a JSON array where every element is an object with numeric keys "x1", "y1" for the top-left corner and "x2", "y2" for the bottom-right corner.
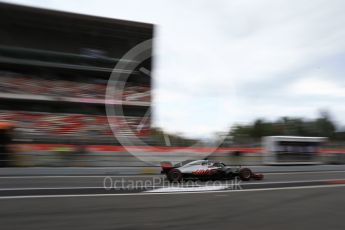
[
  {"x1": 0, "y1": 1, "x2": 344, "y2": 168},
  {"x1": 1, "y1": 2, "x2": 345, "y2": 230}
]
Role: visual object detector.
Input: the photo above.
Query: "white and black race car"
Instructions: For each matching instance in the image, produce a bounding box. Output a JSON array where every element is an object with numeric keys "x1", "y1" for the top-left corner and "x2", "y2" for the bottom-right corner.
[{"x1": 161, "y1": 160, "x2": 263, "y2": 182}]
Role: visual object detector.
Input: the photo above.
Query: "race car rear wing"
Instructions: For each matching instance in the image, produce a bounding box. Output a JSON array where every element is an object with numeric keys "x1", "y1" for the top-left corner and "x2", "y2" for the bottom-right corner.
[{"x1": 160, "y1": 161, "x2": 174, "y2": 174}]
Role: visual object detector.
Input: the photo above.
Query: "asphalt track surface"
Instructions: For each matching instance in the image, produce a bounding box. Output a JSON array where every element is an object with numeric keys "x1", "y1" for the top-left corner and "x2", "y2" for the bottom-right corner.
[{"x1": 1, "y1": 171, "x2": 345, "y2": 229}]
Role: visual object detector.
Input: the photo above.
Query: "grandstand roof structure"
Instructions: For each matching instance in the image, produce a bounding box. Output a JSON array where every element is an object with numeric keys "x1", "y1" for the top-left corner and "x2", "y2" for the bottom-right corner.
[{"x1": 0, "y1": 2, "x2": 153, "y2": 58}]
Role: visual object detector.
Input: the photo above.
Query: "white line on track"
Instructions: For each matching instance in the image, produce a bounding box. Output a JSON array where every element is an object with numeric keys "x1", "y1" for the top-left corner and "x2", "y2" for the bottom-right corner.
[
  {"x1": 263, "y1": 170, "x2": 345, "y2": 175},
  {"x1": 145, "y1": 185, "x2": 230, "y2": 193},
  {"x1": 0, "y1": 185, "x2": 201, "y2": 191},
  {"x1": 0, "y1": 175, "x2": 162, "y2": 179},
  {"x1": 1, "y1": 170, "x2": 345, "y2": 179},
  {"x1": 0, "y1": 183, "x2": 344, "y2": 199},
  {"x1": 1, "y1": 178, "x2": 345, "y2": 191},
  {"x1": 244, "y1": 178, "x2": 345, "y2": 185},
  {"x1": 0, "y1": 186, "x2": 102, "y2": 191}
]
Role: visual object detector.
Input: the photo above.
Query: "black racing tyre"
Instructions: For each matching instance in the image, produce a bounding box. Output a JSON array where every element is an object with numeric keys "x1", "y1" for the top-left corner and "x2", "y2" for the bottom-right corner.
[
  {"x1": 239, "y1": 168, "x2": 252, "y2": 181},
  {"x1": 167, "y1": 169, "x2": 183, "y2": 182}
]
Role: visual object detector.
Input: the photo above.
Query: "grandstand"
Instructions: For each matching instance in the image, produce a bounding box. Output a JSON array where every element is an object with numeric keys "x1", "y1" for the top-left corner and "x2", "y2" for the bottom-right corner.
[{"x1": 0, "y1": 2, "x2": 153, "y2": 144}]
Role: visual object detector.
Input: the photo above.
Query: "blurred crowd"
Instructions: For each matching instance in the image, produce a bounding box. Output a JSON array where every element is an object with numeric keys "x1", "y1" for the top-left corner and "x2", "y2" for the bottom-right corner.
[
  {"x1": 0, "y1": 71, "x2": 150, "y2": 102},
  {"x1": 0, "y1": 110, "x2": 149, "y2": 139}
]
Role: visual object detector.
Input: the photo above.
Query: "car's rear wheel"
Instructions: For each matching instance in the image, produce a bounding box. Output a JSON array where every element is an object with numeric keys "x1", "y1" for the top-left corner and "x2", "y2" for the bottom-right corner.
[
  {"x1": 239, "y1": 168, "x2": 252, "y2": 181},
  {"x1": 167, "y1": 169, "x2": 182, "y2": 182}
]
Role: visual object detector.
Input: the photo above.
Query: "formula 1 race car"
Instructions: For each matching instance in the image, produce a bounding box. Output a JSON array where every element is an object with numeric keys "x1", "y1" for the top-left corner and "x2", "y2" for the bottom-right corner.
[{"x1": 160, "y1": 160, "x2": 264, "y2": 182}]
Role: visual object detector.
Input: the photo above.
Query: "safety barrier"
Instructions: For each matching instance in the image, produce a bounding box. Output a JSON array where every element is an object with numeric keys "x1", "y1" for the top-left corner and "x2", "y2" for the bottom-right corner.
[{"x1": 3, "y1": 144, "x2": 345, "y2": 167}]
